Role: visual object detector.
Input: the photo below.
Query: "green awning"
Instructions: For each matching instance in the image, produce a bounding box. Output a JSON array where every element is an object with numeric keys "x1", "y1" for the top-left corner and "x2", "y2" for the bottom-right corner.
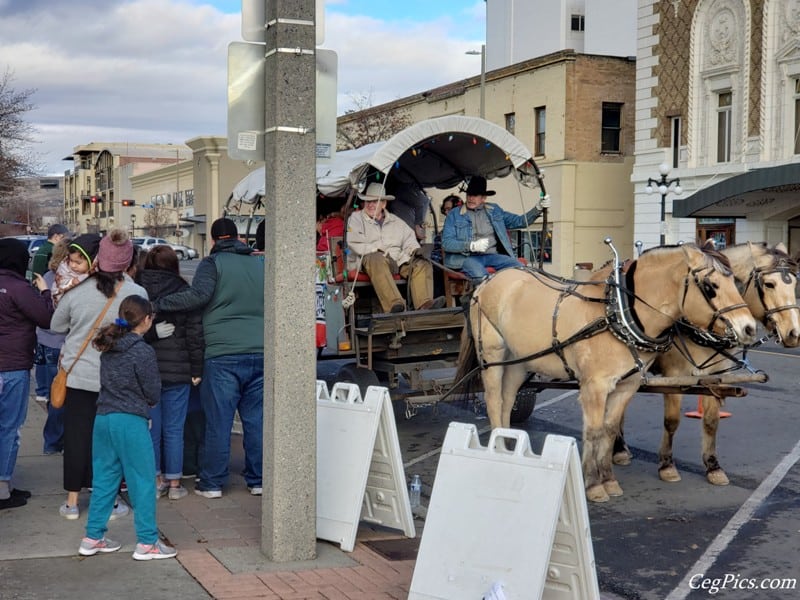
[{"x1": 673, "y1": 163, "x2": 800, "y2": 219}]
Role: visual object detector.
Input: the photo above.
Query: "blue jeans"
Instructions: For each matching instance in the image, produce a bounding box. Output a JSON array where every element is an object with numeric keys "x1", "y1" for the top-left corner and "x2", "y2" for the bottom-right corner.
[
  {"x1": 148, "y1": 383, "x2": 190, "y2": 480},
  {"x1": 460, "y1": 253, "x2": 522, "y2": 281},
  {"x1": 198, "y1": 354, "x2": 263, "y2": 491},
  {"x1": 34, "y1": 345, "x2": 48, "y2": 398},
  {"x1": 87, "y1": 413, "x2": 158, "y2": 544},
  {"x1": 0, "y1": 370, "x2": 30, "y2": 481},
  {"x1": 36, "y1": 344, "x2": 64, "y2": 453}
]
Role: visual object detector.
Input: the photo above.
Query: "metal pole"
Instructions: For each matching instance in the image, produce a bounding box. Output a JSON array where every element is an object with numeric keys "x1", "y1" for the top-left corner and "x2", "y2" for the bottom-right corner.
[
  {"x1": 262, "y1": 0, "x2": 317, "y2": 562},
  {"x1": 660, "y1": 191, "x2": 666, "y2": 246},
  {"x1": 175, "y1": 149, "x2": 182, "y2": 237},
  {"x1": 480, "y1": 43, "x2": 486, "y2": 119}
]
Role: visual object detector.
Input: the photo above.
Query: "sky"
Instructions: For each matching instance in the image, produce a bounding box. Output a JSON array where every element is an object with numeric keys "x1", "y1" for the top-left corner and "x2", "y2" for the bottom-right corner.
[{"x1": 0, "y1": 0, "x2": 487, "y2": 175}]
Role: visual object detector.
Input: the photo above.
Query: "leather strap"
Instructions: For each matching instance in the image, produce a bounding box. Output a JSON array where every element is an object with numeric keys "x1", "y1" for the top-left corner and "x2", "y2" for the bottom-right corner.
[{"x1": 63, "y1": 281, "x2": 123, "y2": 375}]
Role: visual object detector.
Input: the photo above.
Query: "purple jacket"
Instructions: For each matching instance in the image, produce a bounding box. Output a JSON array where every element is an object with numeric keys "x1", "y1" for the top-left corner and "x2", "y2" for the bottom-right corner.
[{"x1": 0, "y1": 268, "x2": 54, "y2": 371}]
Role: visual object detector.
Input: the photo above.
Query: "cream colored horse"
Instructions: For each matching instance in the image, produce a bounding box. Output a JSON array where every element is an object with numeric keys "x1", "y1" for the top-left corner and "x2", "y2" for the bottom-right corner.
[
  {"x1": 457, "y1": 243, "x2": 757, "y2": 503},
  {"x1": 613, "y1": 242, "x2": 800, "y2": 485}
]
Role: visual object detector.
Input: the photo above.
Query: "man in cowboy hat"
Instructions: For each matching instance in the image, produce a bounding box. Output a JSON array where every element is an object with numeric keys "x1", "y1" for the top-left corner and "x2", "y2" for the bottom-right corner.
[
  {"x1": 346, "y1": 182, "x2": 445, "y2": 313},
  {"x1": 441, "y1": 175, "x2": 551, "y2": 285}
]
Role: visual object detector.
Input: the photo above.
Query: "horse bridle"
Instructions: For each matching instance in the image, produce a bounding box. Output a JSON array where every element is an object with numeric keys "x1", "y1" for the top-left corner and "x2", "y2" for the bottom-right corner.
[
  {"x1": 678, "y1": 262, "x2": 747, "y2": 347},
  {"x1": 738, "y1": 259, "x2": 800, "y2": 332}
]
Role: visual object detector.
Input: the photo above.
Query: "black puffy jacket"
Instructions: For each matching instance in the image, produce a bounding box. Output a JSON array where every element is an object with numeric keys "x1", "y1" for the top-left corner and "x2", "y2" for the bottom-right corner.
[{"x1": 138, "y1": 269, "x2": 204, "y2": 383}]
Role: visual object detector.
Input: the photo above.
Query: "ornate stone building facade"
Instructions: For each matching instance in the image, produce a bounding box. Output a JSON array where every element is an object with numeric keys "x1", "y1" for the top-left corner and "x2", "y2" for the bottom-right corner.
[{"x1": 634, "y1": 0, "x2": 800, "y2": 253}]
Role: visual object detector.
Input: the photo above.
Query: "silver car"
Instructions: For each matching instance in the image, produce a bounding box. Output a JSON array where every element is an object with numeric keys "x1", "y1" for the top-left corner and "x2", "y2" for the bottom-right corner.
[{"x1": 133, "y1": 237, "x2": 196, "y2": 260}]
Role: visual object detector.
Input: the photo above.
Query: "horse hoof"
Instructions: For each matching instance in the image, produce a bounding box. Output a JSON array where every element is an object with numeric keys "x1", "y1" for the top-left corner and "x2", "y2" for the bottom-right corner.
[
  {"x1": 707, "y1": 469, "x2": 730, "y2": 486},
  {"x1": 603, "y1": 480, "x2": 624, "y2": 497},
  {"x1": 659, "y1": 466, "x2": 682, "y2": 483},
  {"x1": 613, "y1": 450, "x2": 632, "y2": 466},
  {"x1": 586, "y1": 485, "x2": 610, "y2": 503}
]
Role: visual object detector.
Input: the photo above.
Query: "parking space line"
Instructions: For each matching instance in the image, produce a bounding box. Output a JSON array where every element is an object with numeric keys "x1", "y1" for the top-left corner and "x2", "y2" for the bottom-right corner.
[{"x1": 665, "y1": 436, "x2": 800, "y2": 600}]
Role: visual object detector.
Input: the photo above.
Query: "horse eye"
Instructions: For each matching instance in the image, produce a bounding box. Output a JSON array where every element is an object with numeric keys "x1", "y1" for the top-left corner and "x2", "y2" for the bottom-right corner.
[{"x1": 764, "y1": 281, "x2": 776, "y2": 289}]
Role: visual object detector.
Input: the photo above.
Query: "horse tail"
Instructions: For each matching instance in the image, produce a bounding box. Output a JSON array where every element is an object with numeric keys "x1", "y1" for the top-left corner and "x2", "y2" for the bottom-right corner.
[{"x1": 453, "y1": 320, "x2": 479, "y2": 390}]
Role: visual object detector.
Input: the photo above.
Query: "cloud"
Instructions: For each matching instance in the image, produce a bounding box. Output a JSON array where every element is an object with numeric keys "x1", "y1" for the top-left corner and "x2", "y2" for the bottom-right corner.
[
  {"x1": 323, "y1": 12, "x2": 483, "y2": 110},
  {"x1": 0, "y1": 0, "x2": 484, "y2": 174}
]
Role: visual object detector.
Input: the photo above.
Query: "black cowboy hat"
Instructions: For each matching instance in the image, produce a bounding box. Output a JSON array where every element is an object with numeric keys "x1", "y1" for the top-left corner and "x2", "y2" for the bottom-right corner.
[{"x1": 465, "y1": 175, "x2": 496, "y2": 197}]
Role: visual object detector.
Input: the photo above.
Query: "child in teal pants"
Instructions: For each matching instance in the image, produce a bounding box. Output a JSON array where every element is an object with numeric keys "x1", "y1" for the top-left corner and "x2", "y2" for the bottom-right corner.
[{"x1": 79, "y1": 295, "x2": 177, "y2": 560}]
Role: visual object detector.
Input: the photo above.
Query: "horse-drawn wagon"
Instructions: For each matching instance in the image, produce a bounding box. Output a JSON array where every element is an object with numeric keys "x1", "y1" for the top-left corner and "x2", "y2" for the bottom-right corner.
[
  {"x1": 227, "y1": 116, "x2": 799, "y2": 483},
  {"x1": 228, "y1": 115, "x2": 550, "y2": 420}
]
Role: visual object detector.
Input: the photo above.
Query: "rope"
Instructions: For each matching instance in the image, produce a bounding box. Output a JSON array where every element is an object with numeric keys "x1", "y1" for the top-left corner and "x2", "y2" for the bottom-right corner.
[{"x1": 341, "y1": 253, "x2": 362, "y2": 309}]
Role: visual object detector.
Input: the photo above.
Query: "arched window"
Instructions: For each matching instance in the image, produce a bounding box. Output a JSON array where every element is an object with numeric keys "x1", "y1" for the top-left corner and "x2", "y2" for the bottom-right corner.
[{"x1": 688, "y1": 0, "x2": 750, "y2": 167}]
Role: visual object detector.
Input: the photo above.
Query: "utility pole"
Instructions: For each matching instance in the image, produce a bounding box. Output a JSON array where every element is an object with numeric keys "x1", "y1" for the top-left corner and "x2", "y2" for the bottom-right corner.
[{"x1": 261, "y1": 0, "x2": 317, "y2": 561}]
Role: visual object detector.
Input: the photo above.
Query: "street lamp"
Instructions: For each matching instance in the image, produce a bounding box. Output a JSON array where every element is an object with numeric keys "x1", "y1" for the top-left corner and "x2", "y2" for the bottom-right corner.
[
  {"x1": 465, "y1": 44, "x2": 486, "y2": 119},
  {"x1": 645, "y1": 163, "x2": 682, "y2": 245}
]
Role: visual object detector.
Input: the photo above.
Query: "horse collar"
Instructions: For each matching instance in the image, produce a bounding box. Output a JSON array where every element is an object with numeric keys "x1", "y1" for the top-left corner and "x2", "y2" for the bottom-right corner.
[{"x1": 605, "y1": 260, "x2": 673, "y2": 353}]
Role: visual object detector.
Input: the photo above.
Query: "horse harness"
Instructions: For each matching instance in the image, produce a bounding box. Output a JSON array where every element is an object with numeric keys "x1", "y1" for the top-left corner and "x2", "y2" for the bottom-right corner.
[
  {"x1": 672, "y1": 254, "x2": 799, "y2": 373},
  {"x1": 472, "y1": 254, "x2": 746, "y2": 383},
  {"x1": 738, "y1": 257, "x2": 799, "y2": 329}
]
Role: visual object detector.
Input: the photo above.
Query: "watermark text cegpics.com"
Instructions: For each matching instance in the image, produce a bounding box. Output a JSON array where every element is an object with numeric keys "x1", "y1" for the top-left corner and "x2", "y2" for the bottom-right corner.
[{"x1": 690, "y1": 573, "x2": 797, "y2": 595}]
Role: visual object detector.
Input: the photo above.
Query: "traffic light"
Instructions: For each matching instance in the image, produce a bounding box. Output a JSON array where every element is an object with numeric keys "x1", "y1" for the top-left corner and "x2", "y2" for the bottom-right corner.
[
  {"x1": 90, "y1": 195, "x2": 101, "y2": 203},
  {"x1": 121, "y1": 199, "x2": 135, "y2": 207}
]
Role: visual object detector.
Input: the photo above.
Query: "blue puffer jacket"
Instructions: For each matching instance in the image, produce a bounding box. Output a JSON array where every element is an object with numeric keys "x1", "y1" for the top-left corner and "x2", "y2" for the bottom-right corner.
[{"x1": 441, "y1": 202, "x2": 542, "y2": 270}]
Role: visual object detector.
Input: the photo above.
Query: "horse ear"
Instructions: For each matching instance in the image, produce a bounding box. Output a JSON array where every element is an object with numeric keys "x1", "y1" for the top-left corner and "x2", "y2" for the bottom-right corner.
[{"x1": 775, "y1": 242, "x2": 788, "y2": 253}]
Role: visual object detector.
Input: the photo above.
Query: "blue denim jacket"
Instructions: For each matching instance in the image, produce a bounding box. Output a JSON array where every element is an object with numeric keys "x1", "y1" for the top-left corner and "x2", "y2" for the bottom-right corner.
[{"x1": 441, "y1": 202, "x2": 542, "y2": 270}]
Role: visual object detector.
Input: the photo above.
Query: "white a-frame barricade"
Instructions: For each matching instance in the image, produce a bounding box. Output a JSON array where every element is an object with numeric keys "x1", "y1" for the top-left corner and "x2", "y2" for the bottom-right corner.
[
  {"x1": 409, "y1": 423, "x2": 599, "y2": 600},
  {"x1": 316, "y1": 381, "x2": 415, "y2": 552}
]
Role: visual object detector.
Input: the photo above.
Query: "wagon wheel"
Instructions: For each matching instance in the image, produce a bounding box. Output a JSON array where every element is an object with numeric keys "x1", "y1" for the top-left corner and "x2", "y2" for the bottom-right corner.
[
  {"x1": 510, "y1": 387, "x2": 537, "y2": 423},
  {"x1": 336, "y1": 363, "x2": 380, "y2": 398}
]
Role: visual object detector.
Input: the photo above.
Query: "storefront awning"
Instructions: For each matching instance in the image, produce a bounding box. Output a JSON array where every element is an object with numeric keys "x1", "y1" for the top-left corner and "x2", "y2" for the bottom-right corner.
[{"x1": 673, "y1": 163, "x2": 800, "y2": 219}]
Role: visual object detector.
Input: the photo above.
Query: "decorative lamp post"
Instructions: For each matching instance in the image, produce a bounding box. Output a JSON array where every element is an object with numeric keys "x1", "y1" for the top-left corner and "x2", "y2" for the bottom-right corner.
[
  {"x1": 465, "y1": 44, "x2": 486, "y2": 119},
  {"x1": 645, "y1": 163, "x2": 682, "y2": 245},
  {"x1": 130, "y1": 213, "x2": 136, "y2": 236}
]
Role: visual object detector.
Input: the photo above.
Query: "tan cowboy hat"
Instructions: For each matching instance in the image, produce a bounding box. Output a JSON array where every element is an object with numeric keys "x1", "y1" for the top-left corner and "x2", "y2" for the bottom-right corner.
[{"x1": 357, "y1": 182, "x2": 395, "y2": 201}]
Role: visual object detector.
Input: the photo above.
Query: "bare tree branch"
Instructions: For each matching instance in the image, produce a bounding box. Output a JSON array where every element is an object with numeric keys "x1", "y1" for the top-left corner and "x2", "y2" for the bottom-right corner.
[
  {"x1": 336, "y1": 89, "x2": 413, "y2": 150},
  {"x1": 0, "y1": 67, "x2": 40, "y2": 206}
]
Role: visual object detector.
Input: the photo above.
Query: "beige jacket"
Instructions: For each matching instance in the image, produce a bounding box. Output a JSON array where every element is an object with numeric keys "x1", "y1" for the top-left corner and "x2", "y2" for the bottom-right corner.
[{"x1": 346, "y1": 210, "x2": 420, "y2": 269}]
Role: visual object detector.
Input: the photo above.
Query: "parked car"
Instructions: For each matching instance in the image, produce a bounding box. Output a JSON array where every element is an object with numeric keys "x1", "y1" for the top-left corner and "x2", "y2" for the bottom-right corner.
[
  {"x1": 132, "y1": 237, "x2": 196, "y2": 260},
  {"x1": 1, "y1": 234, "x2": 48, "y2": 258},
  {"x1": 171, "y1": 243, "x2": 198, "y2": 260}
]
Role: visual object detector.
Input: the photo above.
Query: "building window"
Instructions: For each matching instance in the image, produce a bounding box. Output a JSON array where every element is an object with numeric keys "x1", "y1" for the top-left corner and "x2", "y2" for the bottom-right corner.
[
  {"x1": 794, "y1": 80, "x2": 800, "y2": 155},
  {"x1": 505, "y1": 112, "x2": 516, "y2": 134},
  {"x1": 570, "y1": 14, "x2": 585, "y2": 31},
  {"x1": 717, "y1": 92, "x2": 732, "y2": 163},
  {"x1": 670, "y1": 117, "x2": 681, "y2": 168},
  {"x1": 185, "y1": 189, "x2": 194, "y2": 206},
  {"x1": 601, "y1": 102, "x2": 623, "y2": 153},
  {"x1": 534, "y1": 106, "x2": 546, "y2": 156}
]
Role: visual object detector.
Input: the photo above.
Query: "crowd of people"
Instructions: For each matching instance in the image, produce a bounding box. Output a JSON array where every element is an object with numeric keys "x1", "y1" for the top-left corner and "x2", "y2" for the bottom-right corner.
[
  {"x1": 0, "y1": 217, "x2": 264, "y2": 562},
  {"x1": 1, "y1": 175, "x2": 545, "y2": 558}
]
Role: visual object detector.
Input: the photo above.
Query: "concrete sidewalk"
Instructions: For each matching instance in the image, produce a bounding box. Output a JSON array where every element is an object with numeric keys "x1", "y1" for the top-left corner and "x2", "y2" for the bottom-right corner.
[{"x1": 0, "y1": 393, "x2": 415, "y2": 600}]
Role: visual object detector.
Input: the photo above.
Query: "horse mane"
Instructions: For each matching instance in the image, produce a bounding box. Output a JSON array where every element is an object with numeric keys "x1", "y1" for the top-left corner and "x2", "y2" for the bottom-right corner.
[
  {"x1": 640, "y1": 243, "x2": 733, "y2": 275},
  {"x1": 722, "y1": 241, "x2": 798, "y2": 272}
]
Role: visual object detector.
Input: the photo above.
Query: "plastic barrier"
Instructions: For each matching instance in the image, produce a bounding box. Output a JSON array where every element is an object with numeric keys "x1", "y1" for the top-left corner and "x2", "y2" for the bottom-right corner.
[
  {"x1": 316, "y1": 382, "x2": 414, "y2": 551},
  {"x1": 409, "y1": 423, "x2": 599, "y2": 599}
]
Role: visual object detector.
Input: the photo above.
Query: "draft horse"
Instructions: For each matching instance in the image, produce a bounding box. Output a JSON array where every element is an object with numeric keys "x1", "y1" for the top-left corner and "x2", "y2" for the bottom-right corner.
[
  {"x1": 456, "y1": 242, "x2": 757, "y2": 502},
  {"x1": 613, "y1": 242, "x2": 800, "y2": 485}
]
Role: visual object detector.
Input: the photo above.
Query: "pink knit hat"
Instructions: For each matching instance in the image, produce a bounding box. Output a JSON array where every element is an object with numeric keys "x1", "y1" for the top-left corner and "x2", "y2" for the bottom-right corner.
[{"x1": 97, "y1": 229, "x2": 134, "y2": 273}]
